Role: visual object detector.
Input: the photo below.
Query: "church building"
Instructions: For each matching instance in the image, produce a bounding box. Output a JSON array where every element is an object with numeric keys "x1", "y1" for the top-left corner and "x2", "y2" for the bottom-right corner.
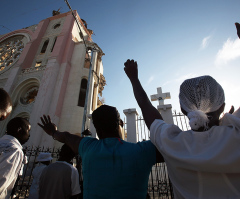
[{"x1": 0, "y1": 10, "x2": 106, "y2": 148}]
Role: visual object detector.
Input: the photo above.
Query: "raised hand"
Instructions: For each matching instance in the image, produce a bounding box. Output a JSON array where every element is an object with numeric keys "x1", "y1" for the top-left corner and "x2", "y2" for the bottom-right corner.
[
  {"x1": 229, "y1": 105, "x2": 235, "y2": 114},
  {"x1": 38, "y1": 115, "x2": 57, "y2": 136},
  {"x1": 124, "y1": 59, "x2": 138, "y2": 81}
]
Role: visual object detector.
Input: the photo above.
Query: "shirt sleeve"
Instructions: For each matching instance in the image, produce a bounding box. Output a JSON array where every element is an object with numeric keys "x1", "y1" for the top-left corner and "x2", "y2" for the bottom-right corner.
[
  {"x1": 137, "y1": 140, "x2": 156, "y2": 166},
  {"x1": 0, "y1": 147, "x2": 23, "y2": 196},
  {"x1": 78, "y1": 137, "x2": 97, "y2": 157},
  {"x1": 71, "y1": 166, "x2": 81, "y2": 195},
  {"x1": 150, "y1": 119, "x2": 182, "y2": 154}
]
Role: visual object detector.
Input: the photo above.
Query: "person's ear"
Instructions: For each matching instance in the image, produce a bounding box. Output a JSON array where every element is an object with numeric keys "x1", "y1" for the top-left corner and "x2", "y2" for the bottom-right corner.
[{"x1": 17, "y1": 127, "x2": 22, "y2": 133}]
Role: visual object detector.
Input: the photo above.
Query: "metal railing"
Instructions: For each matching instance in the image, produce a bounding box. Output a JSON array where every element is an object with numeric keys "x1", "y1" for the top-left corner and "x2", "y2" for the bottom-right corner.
[{"x1": 134, "y1": 111, "x2": 190, "y2": 142}]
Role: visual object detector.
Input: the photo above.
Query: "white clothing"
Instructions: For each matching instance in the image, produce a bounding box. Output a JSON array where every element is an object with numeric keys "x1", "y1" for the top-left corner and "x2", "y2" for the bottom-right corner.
[
  {"x1": 150, "y1": 112, "x2": 240, "y2": 199},
  {"x1": 39, "y1": 161, "x2": 81, "y2": 199},
  {"x1": 28, "y1": 163, "x2": 47, "y2": 199},
  {"x1": 55, "y1": 161, "x2": 81, "y2": 195},
  {"x1": 0, "y1": 135, "x2": 24, "y2": 199}
]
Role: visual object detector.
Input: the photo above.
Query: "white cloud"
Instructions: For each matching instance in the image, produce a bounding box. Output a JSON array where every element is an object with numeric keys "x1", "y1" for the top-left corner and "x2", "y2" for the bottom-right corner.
[
  {"x1": 215, "y1": 38, "x2": 240, "y2": 66},
  {"x1": 145, "y1": 75, "x2": 154, "y2": 86},
  {"x1": 162, "y1": 73, "x2": 198, "y2": 86},
  {"x1": 200, "y1": 35, "x2": 211, "y2": 50}
]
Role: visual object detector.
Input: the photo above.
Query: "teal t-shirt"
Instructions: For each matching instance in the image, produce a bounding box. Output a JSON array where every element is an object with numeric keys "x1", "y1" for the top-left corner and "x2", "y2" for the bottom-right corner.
[{"x1": 79, "y1": 137, "x2": 156, "y2": 199}]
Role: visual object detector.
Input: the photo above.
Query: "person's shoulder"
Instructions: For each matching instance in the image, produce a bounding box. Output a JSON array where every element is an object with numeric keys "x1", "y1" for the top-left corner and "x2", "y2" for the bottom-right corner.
[
  {"x1": 123, "y1": 140, "x2": 155, "y2": 152},
  {"x1": 150, "y1": 119, "x2": 165, "y2": 128},
  {"x1": 0, "y1": 138, "x2": 23, "y2": 156},
  {"x1": 80, "y1": 137, "x2": 98, "y2": 147},
  {"x1": 81, "y1": 136, "x2": 97, "y2": 143},
  {"x1": 150, "y1": 119, "x2": 182, "y2": 135},
  {"x1": 137, "y1": 140, "x2": 155, "y2": 148}
]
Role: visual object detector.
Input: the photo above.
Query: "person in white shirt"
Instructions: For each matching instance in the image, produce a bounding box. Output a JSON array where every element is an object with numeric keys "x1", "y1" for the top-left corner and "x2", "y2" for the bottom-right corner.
[
  {"x1": 0, "y1": 117, "x2": 31, "y2": 199},
  {"x1": 28, "y1": 152, "x2": 52, "y2": 199},
  {"x1": 124, "y1": 59, "x2": 240, "y2": 199},
  {"x1": 39, "y1": 144, "x2": 81, "y2": 199}
]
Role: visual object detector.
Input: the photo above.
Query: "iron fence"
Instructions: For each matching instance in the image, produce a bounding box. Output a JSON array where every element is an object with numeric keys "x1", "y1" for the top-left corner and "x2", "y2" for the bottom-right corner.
[
  {"x1": 135, "y1": 111, "x2": 190, "y2": 142},
  {"x1": 127, "y1": 111, "x2": 190, "y2": 199},
  {"x1": 10, "y1": 146, "x2": 79, "y2": 199}
]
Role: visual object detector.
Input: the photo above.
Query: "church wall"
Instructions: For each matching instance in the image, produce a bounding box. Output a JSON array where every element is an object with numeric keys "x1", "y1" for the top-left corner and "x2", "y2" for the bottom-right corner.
[
  {"x1": 31, "y1": 16, "x2": 66, "y2": 68},
  {"x1": 19, "y1": 14, "x2": 73, "y2": 145},
  {"x1": 58, "y1": 42, "x2": 87, "y2": 134},
  {"x1": 20, "y1": 20, "x2": 50, "y2": 69}
]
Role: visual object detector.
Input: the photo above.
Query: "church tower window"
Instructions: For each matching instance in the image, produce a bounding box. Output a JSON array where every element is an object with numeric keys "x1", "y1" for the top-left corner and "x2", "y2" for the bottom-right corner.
[
  {"x1": 51, "y1": 37, "x2": 57, "y2": 52},
  {"x1": 35, "y1": 61, "x2": 42, "y2": 67},
  {"x1": 78, "y1": 78, "x2": 88, "y2": 107},
  {"x1": 40, "y1": 39, "x2": 49, "y2": 54},
  {"x1": 53, "y1": 23, "x2": 61, "y2": 29}
]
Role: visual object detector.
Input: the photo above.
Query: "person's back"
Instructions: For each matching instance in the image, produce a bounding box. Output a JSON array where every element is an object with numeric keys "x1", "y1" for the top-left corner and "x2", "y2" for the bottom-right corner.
[
  {"x1": 79, "y1": 137, "x2": 156, "y2": 199},
  {"x1": 38, "y1": 106, "x2": 162, "y2": 199},
  {"x1": 39, "y1": 162, "x2": 73, "y2": 199},
  {"x1": 150, "y1": 119, "x2": 240, "y2": 198},
  {"x1": 39, "y1": 144, "x2": 81, "y2": 199},
  {"x1": 124, "y1": 59, "x2": 240, "y2": 198}
]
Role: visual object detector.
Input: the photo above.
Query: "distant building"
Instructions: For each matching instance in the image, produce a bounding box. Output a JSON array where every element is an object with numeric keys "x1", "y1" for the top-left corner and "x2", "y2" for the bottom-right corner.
[{"x1": 0, "y1": 10, "x2": 105, "y2": 147}]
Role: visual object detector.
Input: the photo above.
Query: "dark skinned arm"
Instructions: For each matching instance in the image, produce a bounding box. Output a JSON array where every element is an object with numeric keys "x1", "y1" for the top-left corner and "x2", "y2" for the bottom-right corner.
[
  {"x1": 124, "y1": 59, "x2": 165, "y2": 163},
  {"x1": 124, "y1": 59, "x2": 163, "y2": 130},
  {"x1": 155, "y1": 148, "x2": 165, "y2": 163},
  {"x1": 38, "y1": 115, "x2": 83, "y2": 154}
]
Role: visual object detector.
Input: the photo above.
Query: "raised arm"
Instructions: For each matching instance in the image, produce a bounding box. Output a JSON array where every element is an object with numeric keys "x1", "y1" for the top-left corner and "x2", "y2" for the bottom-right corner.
[
  {"x1": 38, "y1": 115, "x2": 83, "y2": 154},
  {"x1": 124, "y1": 59, "x2": 163, "y2": 130}
]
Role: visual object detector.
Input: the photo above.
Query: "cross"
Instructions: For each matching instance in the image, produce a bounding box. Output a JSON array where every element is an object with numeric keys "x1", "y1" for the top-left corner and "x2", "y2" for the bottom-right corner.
[{"x1": 150, "y1": 87, "x2": 171, "y2": 106}]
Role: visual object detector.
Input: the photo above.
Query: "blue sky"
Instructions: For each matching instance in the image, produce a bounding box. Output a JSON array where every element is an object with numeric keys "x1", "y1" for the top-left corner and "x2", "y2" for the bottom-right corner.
[{"x1": 1, "y1": 0, "x2": 240, "y2": 119}]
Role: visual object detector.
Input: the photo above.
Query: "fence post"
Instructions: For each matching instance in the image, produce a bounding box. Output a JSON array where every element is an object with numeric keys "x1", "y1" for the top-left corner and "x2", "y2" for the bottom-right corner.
[
  {"x1": 157, "y1": 104, "x2": 174, "y2": 124},
  {"x1": 123, "y1": 108, "x2": 139, "y2": 143}
]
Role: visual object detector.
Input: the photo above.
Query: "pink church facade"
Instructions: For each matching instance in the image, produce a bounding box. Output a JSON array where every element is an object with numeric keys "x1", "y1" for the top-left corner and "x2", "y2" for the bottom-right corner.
[{"x1": 0, "y1": 11, "x2": 105, "y2": 147}]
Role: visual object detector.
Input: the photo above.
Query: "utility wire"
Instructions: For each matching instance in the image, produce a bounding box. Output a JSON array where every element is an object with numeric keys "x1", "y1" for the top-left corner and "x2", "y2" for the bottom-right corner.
[
  {"x1": 64, "y1": 0, "x2": 99, "y2": 135},
  {"x1": 0, "y1": 25, "x2": 12, "y2": 32},
  {"x1": 64, "y1": 0, "x2": 88, "y2": 51}
]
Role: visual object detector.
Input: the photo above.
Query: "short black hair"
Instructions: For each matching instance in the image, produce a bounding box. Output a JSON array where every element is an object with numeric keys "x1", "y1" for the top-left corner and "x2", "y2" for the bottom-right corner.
[
  {"x1": 92, "y1": 105, "x2": 120, "y2": 134},
  {"x1": 7, "y1": 117, "x2": 30, "y2": 135},
  {"x1": 59, "y1": 144, "x2": 75, "y2": 160},
  {"x1": 0, "y1": 88, "x2": 12, "y2": 112}
]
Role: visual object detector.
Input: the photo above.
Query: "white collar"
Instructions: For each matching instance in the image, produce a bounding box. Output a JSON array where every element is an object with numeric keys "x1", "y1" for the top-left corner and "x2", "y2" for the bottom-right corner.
[{"x1": 1, "y1": 135, "x2": 22, "y2": 149}]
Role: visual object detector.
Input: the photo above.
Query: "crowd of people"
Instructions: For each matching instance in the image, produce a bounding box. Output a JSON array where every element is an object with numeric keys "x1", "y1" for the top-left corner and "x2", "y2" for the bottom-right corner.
[{"x1": 0, "y1": 59, "x2": 240, "y2": 199}]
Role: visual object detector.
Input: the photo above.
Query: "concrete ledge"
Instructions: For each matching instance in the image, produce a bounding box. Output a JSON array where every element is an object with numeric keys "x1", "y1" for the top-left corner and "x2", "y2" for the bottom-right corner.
[{"x1": 123, "y1": 108, "x2": 139, "y2": 115}]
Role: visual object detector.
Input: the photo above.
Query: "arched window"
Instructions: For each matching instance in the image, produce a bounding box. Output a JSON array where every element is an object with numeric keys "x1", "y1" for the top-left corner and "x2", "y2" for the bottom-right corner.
[
  {"x1": 51, "y1": 37, "x2": 57, "y2": 52},
  {"x1": 40, "y1": 39, "x2": 49, "y2": 54},
  {"x1": 78, "y1": 79, "x2": 88, "y2": 107}
]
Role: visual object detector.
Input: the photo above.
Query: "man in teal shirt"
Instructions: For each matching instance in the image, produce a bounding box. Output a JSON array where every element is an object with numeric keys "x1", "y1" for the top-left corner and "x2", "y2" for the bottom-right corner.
[{"x1": 38, "y1": 105, "x2": 163, "y2": 199}]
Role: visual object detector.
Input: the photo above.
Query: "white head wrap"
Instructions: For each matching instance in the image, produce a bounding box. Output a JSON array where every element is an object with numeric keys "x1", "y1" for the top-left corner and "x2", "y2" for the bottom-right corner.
[
  {"x1": 179, "y1": 76, "x2": 225, "y2": 130},
  {"x1": 37, "y1": 152, "x2": 53, "y2": 162}
]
